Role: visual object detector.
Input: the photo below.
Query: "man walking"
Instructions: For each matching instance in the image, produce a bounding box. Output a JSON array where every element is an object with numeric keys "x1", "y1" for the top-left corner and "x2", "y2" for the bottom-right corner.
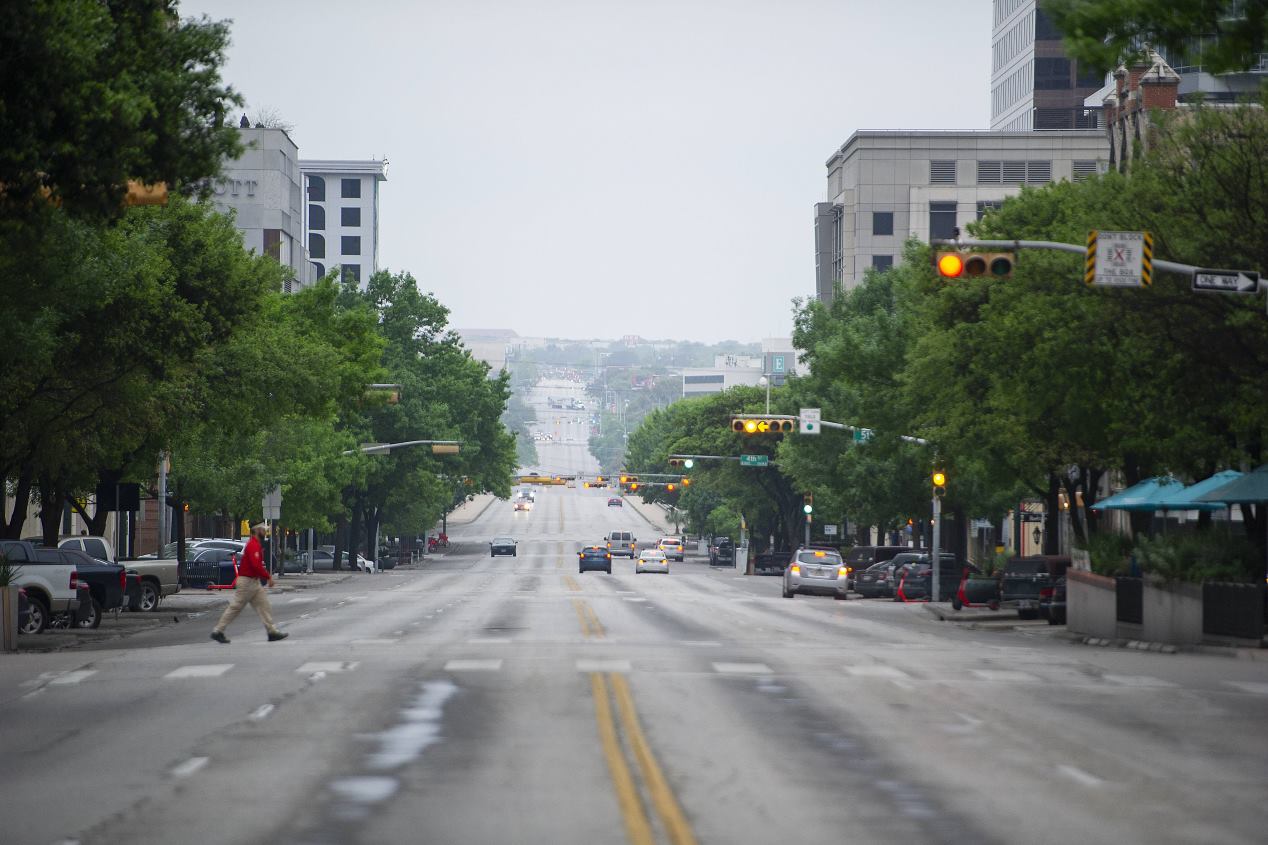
[{"x1": 211, "y1": 522, "x2": 288, "y2": 643}]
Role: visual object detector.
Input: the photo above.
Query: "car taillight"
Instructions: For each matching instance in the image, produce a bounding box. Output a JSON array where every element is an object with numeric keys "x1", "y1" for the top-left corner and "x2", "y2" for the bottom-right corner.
[
  {"x1": 606, "y1": 554, "x2": 612, "y2": 559},
  {"x1": 1039, "y1": 587, "x2": 1054, "y2": 599},
  {"x1": 69, "y1": 571, "x2": 78, "y2": 589},
  {"x1": 119, "y1": 570, "x2": 127, "y2": 590},
  {"x1": 790, "y1": 564, "x2": 800, "y2": 574}
]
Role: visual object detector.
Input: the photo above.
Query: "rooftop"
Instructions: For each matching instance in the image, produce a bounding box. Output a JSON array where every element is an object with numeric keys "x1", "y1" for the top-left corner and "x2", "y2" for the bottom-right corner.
[{"x1": 300, "y1": 159, "x2": 389, "y2": 180}]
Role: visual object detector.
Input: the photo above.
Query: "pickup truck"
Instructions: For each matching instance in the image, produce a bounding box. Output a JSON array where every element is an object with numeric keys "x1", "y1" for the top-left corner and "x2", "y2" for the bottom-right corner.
[
  {"x1": 0, "y1": 540, "x2": 79, "y2": 634},
  {"x1": 58, "y1": 535, "x2": 181, "y2": 611},
  {"x1": 36, "y1": 548, "x2": 126, "y2": 628}
]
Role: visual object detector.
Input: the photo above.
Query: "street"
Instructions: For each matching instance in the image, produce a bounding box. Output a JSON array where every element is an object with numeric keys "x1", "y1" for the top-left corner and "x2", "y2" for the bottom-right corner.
[{"x1": 3, "y1": 486, "x2": 1267, "y2": 845}]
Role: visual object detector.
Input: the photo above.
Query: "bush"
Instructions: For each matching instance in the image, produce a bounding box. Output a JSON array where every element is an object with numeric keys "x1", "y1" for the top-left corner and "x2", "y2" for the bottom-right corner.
[
  {"x1": 1133, "y1": 533, "x2": 1259, "y2": 585},
  {"x1": 1078, "y1": 531, "x2": 1134, "y2": 576}
]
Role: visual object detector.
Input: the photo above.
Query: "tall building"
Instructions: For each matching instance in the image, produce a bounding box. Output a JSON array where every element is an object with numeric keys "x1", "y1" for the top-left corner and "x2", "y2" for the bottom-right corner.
[
  {"x1": 301, "y1": 159, "x2": 388, "y2": 287},
  {"x1": 814, "y1": 129, "x2": 1108, "y2": 301},
  {"x1": 991, "y1": 0, "x2": 1103, "y2": 131},
  {"x1": 210, "y1": 126, "x2": 308, "y2": 290}
]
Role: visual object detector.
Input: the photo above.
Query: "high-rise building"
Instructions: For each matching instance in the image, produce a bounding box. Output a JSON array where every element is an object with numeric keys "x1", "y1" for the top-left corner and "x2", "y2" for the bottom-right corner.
[
  {"x1": 300, "y1": 160, "x2": 388, "y2": 287},
  {"x1": 991, "y1": 0, "x2": 1104, "y2": 131}
]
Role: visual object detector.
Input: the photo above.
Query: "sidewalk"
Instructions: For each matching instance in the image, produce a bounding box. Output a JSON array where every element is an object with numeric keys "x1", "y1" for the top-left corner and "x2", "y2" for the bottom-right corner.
[
  {"x1": 445, "y1": 493, "x2": 498, "y2": 526},
  {"x1": 622, "y1": 494, "x2": 672, "y2": 535}
]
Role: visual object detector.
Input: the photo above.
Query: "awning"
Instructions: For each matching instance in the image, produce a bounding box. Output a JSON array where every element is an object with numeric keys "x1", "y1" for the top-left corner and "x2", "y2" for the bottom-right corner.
[
  {"x1": 1152, "y1": 470, "x2": 1243, "y2": 512},
  {"x1": 1196, "y1": 465, "x2": 1268, "y2": 505},
  {"x1": 1090, "y1": 476, "x2": 1186, "y2": 511}
]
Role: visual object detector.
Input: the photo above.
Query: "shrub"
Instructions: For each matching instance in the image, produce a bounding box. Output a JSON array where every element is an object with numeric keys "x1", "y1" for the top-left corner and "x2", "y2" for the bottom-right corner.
[
  {"x1": 1134, "y1": 533, "x2": 1259, "y2": 585},
  {"x1": 1079, "y1": 531, "x2": 1133, "y2": 577}
]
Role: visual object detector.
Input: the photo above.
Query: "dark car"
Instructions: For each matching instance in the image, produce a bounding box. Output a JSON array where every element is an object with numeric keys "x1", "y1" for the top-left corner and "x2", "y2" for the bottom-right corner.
[
  {"x1": 1039, "y1": 577, "x2": 1067, "y2": 625},
  {"x1": 855, "y1": 559, "x2": 907, "y2": 598},
  {"x1": 36, "y1": 547, "x2": 126, "y2": 628},
  {"x1": 843, "y1": 545, "x2": 910, "y2": 590},
  {"x1": 709, "y1": 537, "x2": 735, "y2": 567},
  {"x1": 490, "y1": 537, "x2": 518, "y2": 557},
  {"x1": 893, "y1": 553, "x2": 972, "y2": 602},
  {"x1": 578, "y1": 545, "x2": 612, "y2": 574},
  {"x1": 1000, "y1": 556, "x2": 1071, "y2": 619}
]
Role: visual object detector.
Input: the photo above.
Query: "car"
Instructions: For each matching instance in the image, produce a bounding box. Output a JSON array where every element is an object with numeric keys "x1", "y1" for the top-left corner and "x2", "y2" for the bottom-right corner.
[
  {"x1": 656, "y1": 537, "x2": 684, "y2": 562},
  {"x1": 1039, "y1": 577, "x2": 1067, "y2": 624},
  {"x1": 843, "y1": 545, "x2": 909, "y2": 590},
  {"x1": 183, "y1": 546, "x2": 241, "y2": 587},
  {"x1": 17, "y1": 587, "x2": 31, "y2": 633},
  {"x1": 893, "y1": 554, "x2": 973, "y2": 602},
  {"x1": 782, "y1": 548, "x2": 849, "y2": 600},
  {"x1": 607, "y1": 497, "x2": 623, "y2": 507},
  {"x1": 578, "y1": 545, "x2": 612, "y2": 574},
  {"x1": 1000, "y1": 556, "x2": 1071, "y2": 619},
  {"x1": 708, "y1": 537, "x2": 735, "y2": 567},
  {"x1": 854, "y1": 559, "x2": 906, "y2": 598},
  {"x1": 35, "y1": 547, "x2": 127, "y2": 628},
  {"x1": 605, "y1": 531, "x2": 637, "y2": 558},
  {"x1": 513, "y1": 499, "x2": 533, "y2": 512},
  {"x1": 289, "y1": 550, "x2": 336, "y2": 573},
  {"x1": 636, "y1": 549, "x2": 669, "y2": 574},
  {"x1": 1, "y1": 539, "x2": 79, "y2": 633},
  {"x1": 490, "y1": 537, "x2": 518, "y2": 557},
  {"x1": 57, "y1": 535, "x2": 117, "y2": 563}
]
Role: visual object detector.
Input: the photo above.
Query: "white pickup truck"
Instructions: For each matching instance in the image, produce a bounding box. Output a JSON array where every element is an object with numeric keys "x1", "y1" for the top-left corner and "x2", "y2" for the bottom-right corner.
[
  {"x1": 58, "y1": 536, "x2": 181, "y2": 611},
  {"x1": 0, "y1": 540, "x2": 79, "y2": 633}
]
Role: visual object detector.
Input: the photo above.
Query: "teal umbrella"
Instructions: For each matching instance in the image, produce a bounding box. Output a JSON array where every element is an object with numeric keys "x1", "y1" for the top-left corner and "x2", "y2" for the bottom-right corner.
[
  {"x1": 1152, "y1": 470, "x2": 1242, "y2": 511},
  {"x1": 1196, "y1": 465, "x2": 1268, "y2": 505},
  {"x1": 1090, "y1": 476, "x2": 1186, "y2": 512}
]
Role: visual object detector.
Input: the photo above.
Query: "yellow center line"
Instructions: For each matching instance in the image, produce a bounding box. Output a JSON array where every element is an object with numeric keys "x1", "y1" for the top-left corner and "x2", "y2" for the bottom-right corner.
[
  {"x1": 610, "y1": 673, "x2": 700, "y2": 845},
  {"x1": 591, "y1": 672, "x2": 656, "y2": 845},
  {"x1": 584, "y1": 602, "x2": 606, "y2": 638},
  {"x1": 571, "y1": 598, "x2": 593, "y2": 637},
  {"x1": 563, "y1": 575, "x2": 582, "y2": 592}
]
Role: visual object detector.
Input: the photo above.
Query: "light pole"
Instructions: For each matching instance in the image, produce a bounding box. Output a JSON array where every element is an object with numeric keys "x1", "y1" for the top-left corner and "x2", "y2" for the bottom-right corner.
[{"x1": 759, "y1": 376, "x2": 770, "y2": 414}]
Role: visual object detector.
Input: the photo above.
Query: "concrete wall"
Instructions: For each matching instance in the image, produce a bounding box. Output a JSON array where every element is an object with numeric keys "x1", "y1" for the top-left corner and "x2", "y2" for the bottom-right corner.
[
  {"x1": 1142, "y1": 580, "x2": 1204, "y2": 645},
  {"x1": 1067, "y1": 569, "x2": 1116, "y2": 639}
]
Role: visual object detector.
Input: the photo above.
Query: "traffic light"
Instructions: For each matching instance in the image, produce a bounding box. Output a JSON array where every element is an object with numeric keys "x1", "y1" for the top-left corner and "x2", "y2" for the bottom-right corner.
[
  {"x1": 935, "y1": 250, "x2": 1014, "y2": 279},
  {"x1": 932, "y1": 469, "x2": 947, "y2": 498},
  {"x1": 629, "y1": 482, "x2": 639, "y2": 491},
  {"x1": 683, "y1": 459, "x2": 694, "y2": 469},
  {"x1": 620, "y1": 475, "x2": 629, "y2": 484},
  {"x1": 668, "y1": 458, "x2": 684, "y2": 468},
  {"x1": 681, "y1": 477, "x2": 690, "y2": 487},
  {"x1": 732, "y1": 417, "x2": 795, "y2": 434},
  {"x1": 803, "y1": 493, "x2": 814, "y2": 515},
  {"x1": 667, "y1": 483, "x2": 676, "y2": 492}
]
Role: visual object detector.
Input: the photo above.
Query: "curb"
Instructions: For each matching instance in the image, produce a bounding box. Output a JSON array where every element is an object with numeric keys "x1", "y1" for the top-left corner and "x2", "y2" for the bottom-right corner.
[
  {"x1": 1068, "y1": 633, "x2": 1268, "y2": 660},
  {"x1": 445, "y1": 494, "x2": 498, "y2": 528},
  {"x1": 923, "y1": 603, "x2": 1010, "y2": 624}
]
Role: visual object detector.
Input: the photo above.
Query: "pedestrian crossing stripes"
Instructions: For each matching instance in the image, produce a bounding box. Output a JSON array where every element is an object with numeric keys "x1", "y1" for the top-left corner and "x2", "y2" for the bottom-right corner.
[
  {"x1": 165, "y1": 664, "x2": 233, "y2": 679},
  {"x1": 48, "y1": 670, "x2": 97, "y2": 685}
]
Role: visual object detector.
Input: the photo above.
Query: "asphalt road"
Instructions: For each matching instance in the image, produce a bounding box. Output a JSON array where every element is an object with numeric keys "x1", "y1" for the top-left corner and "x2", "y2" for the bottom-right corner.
[{"x1": 3, "y1": 487, "x2": 1268, "y2": 845}]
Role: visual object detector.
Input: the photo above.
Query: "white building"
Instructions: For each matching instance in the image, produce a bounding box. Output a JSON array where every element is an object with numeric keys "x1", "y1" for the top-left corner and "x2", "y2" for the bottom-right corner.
[
  {"x1": 683, "y1": 339, "x2": 798, "y2": 398},
  {"x1": 813, "y1": 129, "x2": 1108, "y2": 302},
  {"x1": 301, "y1": 159, "x2": 388, "y2": 287}
]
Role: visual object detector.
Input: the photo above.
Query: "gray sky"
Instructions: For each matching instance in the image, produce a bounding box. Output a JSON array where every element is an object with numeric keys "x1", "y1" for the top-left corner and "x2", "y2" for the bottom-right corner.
[{"x1": 184, "y1": 0, "x2": 991, "y2": 342}]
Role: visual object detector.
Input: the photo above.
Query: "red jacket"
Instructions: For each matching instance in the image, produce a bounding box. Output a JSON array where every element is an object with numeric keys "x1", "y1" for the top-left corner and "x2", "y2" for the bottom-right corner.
[{"x1": 237, "y1": 535, "x2": 270, "y2": 581}]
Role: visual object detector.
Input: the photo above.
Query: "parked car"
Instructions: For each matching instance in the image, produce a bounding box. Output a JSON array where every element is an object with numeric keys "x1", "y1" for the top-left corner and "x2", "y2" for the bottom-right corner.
[
  {"x1": 843, "y1": 545, "x2": 910, "y2": 590},
  {"x1": 782, "y1": 548, "x2": 849, "y2": 600},
  {"x1": 17, "y1": 587, "x2": 31, "y2": 632},
  {"x1": 607, "y1": 497, "x2": 623, "y2": 507},
  {"x1": 1, "y1": 539, "x2": 79, "y2": 634},
  {"x1": 183, "y1": 546, "x2": 240, "y2": 588},
  {"x1": 290, "y1": 550, "x2": 336, "y2": 573},
  {"x1": 57, "y1": 535, "x2": 117, "y2": 563},
  {"x1": 895, "y1": 555, "x2": 976, "y2": 602},
  {"x1": 1000, "y1": 556, "x2": 1071, "y2": 619},
  {"x1": 490, "y1": 537, "x2": 518, "y2": 557},
  {"x1": 35, "y1": 547, "x2": 127, "y2": 628},
  {"x1": 1039, "y1": 576, "x2": 1067, "y2": 625},
  {"x1": 578, "y1": 545, "x2": 612, "y2": 574},
  {"x1": 855, "y1": 559, "x2": 907, "y2": 598},
  {"x1": 708, "y1": 537, "x2": 735, "y2": 567},
  {"x1": 656, "y1": 537, "x2": 684, "y2": 562},
  {"x1": 636, "y1": 549, "x2": 669, "y2": 574},
  {"x1": 605, "y1": 531, "x2": 637, "y2": 558}
]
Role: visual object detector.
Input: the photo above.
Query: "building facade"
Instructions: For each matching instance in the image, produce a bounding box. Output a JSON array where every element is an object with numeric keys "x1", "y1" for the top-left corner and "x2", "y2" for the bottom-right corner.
[
  {"x1": 813, "y1": 129, "x2": 1108, "y2": 302},
  {"x1": 991, "y1": 0, "x2": 1104, "y2": 131},
  {"x1": 211, "y1": 127, "x2": 308, "y2": 290},
  {"x1": 301, "y1": 159, "x2": 388, "y2": 287}
]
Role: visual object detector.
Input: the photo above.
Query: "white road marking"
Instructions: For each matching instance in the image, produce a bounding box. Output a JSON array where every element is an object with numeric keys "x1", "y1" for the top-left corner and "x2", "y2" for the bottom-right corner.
[
  {"x1": 165, "y1": 664, "x2": 233, "y2": 679},
  {"x1": 297, "y1": 661, "x2": 359, "y2": 674},
  {"x1": 350, "y1": 639, "x2": 398, "y2": 646},
  {"x1": 682, "y1": 640, "x2": 722, "y2": 647},
  {"x1": 444, "y1": 659, "x2": 503, "y2": 672},
  {"x1": 48, "y1": 670, "x2": 98, "y2": 686},
  {"x1": 713, "y1": 662, "x2": 773, "y2": 675},
  {"x1": 576, "y1": 659, "x2": 631, "y2": 672},
  {"x1": 329, "y1": 776, "x2": 399, "y2": 803},
  {"x1": 170, "y1": 756, "x2": 209, "y2": 778},
  {"x1": 1057, "y1": 764, "x2": 1104, "y2": 787},
  {"x1": 844, "y1": 665, "x2": 910, "y2": 680},
  {"x1": 971, "y1": 669, "x2": 1039, "y2": 683},
  {"x1": 1224, "y1": 681, "x2": 1268, "y2": 695},
  {"x1": 248, "y1": 704, "x2": 275, "y2": 721},
  {"x1": 623, "y1": 597, "x2": 647, "y2": 602},
  {"x1": 467, "y1": 638, "x2": 512, "y2": 645},
  {"x1": 1103, "y1": 674, "x2": 1178, "y2": 688},
  {"x1": 286, "y1": 597, "x2": 317, "y2": 604}
]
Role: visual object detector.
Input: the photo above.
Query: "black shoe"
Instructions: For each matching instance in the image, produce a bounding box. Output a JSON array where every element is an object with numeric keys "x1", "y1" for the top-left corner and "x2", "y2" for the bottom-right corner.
[
  {"x1": 210, "y1": 631, "x2": 229, "y2": 644},
  {"x1": 267, "y1": 631, "x2": 289, "y2": 642}
]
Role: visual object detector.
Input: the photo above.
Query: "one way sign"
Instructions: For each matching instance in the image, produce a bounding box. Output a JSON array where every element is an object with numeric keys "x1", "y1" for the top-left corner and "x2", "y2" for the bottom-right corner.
[{"x1": 1192, "y1": 269, "x2": 1260, "y2": 294}]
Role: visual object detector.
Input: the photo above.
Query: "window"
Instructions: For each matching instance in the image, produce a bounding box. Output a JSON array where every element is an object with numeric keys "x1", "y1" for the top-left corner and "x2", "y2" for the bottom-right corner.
[
  {"x1": 309, "y1": 204, "x2": 325, "y2": 230},
  {"x1": 1026, "y1": 160, "x2": 1052, "y2": 183},
  {"x1": 872, "y1": 211, "x2": 894, "y2": 236},
  {"x1": 1002, "y1": 160, "x2": 1027, "y2": 183},
  {"x1": 1035, "y1": 57, "x2": 1072, "y2": 89},
  {"x1": 928, "y1": 202, "x2": 957, "y2": 240},
  {"x1": 341, "y1": 236, "x2": 361, "y2": 255},
  {"x1": 1072, "y1": 160, "x2": 1100, "y2": 181},
  {"x1": 263, "y1": 228, "x2": 282, "y2": 261},
  {"x1": 684, "y1": 374, "x2": 724, "y2": 385},
  {"x1": 341, "y1": 264, "x2": 361, "y2": 283},
  {"x1": 341, "y1": 178, "x2": 361, "y2": 199},
  {"x1": 976, "y1": 200, "x2": 1004, "y2": 220},
  {"x1": 871, "y1": 255, "x2": 894, "y2": 271},
  {"x1": 308, "y1": 233, "x2": 325, "y2": 259},
  {"x1": 307, "y1": 175, "x2": 325, "y2": 202},
  {"x1": 83, "y1": 539, "x2": 109, "y2": 561},
  {"x1": 929, "y1": 160, "x2": 956, "y2": 184},
  {"x1": 341, "y1": 206, "x2": 361, "y2": 227},
  {"x1": 977, "y1": 160, "x2": 1002, "y2": 183},
  {"x1": 311, "y1": 261, "x2": 325, "y2": 279}
]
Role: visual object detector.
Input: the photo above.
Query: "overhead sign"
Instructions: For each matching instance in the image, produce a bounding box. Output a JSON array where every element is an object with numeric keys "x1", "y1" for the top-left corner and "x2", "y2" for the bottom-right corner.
[
  {"x1": 799, "y1": 407, "x2": 821, "y2": 435},
  {"x1": 823, "y1": 524, "x2": 838, "y2": 536},
  {"x1": 739, "y1": 454, "x2": 769, "y2": 468},
  {"x1": 1086, "y1": 230, "x2": 1153, "y2": 288},
  {"x1": 1192, "y1": 269, "x2": 1259, "y2": 294},
  {"x1": 853, "y1": 428, "x2": 874, "y2": 443}
]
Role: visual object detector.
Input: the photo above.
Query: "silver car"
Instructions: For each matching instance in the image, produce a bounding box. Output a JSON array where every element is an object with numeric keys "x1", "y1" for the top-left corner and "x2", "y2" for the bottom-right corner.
[
  {"x1": 636, "y1": 549, "x2": 670, "y2": 574},
  {"x1": 782, "y1": 548, "x2": 848, "y2": 600}
]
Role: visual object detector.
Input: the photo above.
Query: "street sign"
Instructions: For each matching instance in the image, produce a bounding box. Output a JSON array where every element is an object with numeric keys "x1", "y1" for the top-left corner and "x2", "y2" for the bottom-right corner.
[
  {"x1": 1086, "y1": 230, "x2": 1153, "y2": 288},
  {"x1": 799, "y1": 407, "x2": 821, "y2": 435},
  {"x1": 1192, "y1": 269, "x2": 1260, "y2": 294},
  {"x1": 262, "y1": 485, "x2": 282, "y2": 521},
  {"x1": 853, "y1": 428, "x2": 874, "y2": 443},
  {"x1": 823, "y1": 524, "x2": 838, "y2": 536},
  {"x1": 739, "y1": 454, "x2": 769, "y2": 468}
]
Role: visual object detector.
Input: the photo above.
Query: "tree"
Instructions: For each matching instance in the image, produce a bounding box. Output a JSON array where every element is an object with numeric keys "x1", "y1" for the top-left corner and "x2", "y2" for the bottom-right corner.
[{"x1": 1047, "y1": 0, "x2": 1268, "y2": 74}]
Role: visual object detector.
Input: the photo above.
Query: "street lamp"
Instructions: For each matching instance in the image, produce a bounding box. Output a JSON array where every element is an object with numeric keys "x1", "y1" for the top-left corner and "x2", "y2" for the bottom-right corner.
[{"x1": 758, "y1": 376, "x2": 770, "y2": 414}]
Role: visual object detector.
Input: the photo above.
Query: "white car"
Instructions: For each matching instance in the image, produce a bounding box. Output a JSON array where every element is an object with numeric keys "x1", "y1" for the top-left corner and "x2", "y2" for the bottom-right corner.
[
  {"x1": 656, "y1": 537, "x2": 684, "y2": 562},
  {"x1": 636, "y1": 549, "x2": 670, "y2": 574}
]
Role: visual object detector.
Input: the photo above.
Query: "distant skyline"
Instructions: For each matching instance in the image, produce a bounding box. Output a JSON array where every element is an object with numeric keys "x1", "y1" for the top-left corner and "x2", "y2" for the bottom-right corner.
[{"x1": 184, "y1": 0, "x2": 992, "y2": 342}]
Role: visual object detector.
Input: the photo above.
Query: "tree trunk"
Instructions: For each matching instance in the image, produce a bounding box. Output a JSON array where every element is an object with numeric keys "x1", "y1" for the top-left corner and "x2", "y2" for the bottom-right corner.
[
  {"x1": 332, "y1": 510, "x2": 347, "y2": 571},
  {"x1": 37, "y1": 481, "x2": 61, "y2": 546},
  {"x1": 3, "y1": 470, "x2": 33, "y2": 539},
  {"x1": 1043, "y1": 473, "x2": 1061, "y2": 555}
]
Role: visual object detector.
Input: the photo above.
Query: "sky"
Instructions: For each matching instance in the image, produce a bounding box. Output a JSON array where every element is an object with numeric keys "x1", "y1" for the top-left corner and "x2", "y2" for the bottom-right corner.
[{"x1": 183, "y1": 0, "x2": 993, "y2": 342}]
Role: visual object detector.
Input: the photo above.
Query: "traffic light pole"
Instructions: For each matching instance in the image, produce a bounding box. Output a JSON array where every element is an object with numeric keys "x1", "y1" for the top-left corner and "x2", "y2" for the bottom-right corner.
[
  {"x1": 930, "y1": 237, "x2": 1199, "y2": 275},
  {"x1": 931, "y1": 495, "x2": 942, "y2": 602}
]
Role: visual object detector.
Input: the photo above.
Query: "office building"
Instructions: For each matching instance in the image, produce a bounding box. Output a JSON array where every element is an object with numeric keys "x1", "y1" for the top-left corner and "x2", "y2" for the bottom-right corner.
[
  {"x1": 813, "y1": 129, "x2": 1108, "y2": 302},
  {"x1": 682, "y1": 340, "x2": 798, "y2": 398},
  {"x1": 991, "y1": 0, "x2": 1104, "y2": 131},
  {"x1": 301, "y1": 159, "x2": 388, "y2": 287}
]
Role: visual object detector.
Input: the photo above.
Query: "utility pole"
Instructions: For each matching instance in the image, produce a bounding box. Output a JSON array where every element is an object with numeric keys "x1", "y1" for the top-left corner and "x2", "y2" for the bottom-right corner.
[
  {"x1": 157, "y1": 452, "x2": 168, "y2": 558},
  {"x1": 931, "y1": 470, "x2": 946, "y2": 602}
]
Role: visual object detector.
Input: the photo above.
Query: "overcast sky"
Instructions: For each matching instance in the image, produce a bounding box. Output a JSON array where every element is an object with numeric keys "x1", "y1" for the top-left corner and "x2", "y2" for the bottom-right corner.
[{"x1": 184, "y1": 0, "x2": 992, "y2": 342}]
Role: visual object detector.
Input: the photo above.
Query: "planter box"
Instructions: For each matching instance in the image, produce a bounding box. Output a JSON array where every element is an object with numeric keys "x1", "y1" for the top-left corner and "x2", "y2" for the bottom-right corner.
[
  {"x1": 1142, "y1": 580, "x2": 1203, "y2": 646},
  {"x1": 1203, "y1": 582, "x2": 1266, "y2": 644},
  {"x1": 1, "y1": 586, "x2": 17, "y2": 652},
  {"x1": 1067, "y1": 569, "x2": 1117, "y2": 640}
]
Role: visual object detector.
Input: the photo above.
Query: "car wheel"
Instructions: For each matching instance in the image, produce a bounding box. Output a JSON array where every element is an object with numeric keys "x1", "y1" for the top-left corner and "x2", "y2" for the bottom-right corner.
[
  {"x1": 77, "y1": 597, "x2": 102, "y2": 629},
  {"x1": 782, "y1": 586, "x2": 794, "y2": 598},
  {"x1": 834, "y1": 593, "x2": 848, "y2": 601},
  {"x1": 138, "y1": 580, "x2": 161, "y2": 612},
  {"x1": 950, "y1": 596, "x2": 963, "y2": 611},
  {"x1": 513, "y1": 551, "x2": 517, "y2": 557},
  {"x1": 21, "y1": 594, "x2": 48, "y2": 634},
  {"x1": 988, "y1": 600, "x2": 1000, "y2": 611},
  {"x1": 1047, "y1": 615, "x2": 1059, "y2": 626},
  {"x1": 1018, "y1": 608, "x2": 1039, "y2": 620},
  {"x1": 605, "y1": 567, "x2": 612, "y2": 574}
]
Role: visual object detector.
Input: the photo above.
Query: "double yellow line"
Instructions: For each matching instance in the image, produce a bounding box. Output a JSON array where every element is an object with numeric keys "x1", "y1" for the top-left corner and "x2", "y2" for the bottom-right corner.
[{"x1": 572, "y1": 597, "x2": 605, "y2": 638}]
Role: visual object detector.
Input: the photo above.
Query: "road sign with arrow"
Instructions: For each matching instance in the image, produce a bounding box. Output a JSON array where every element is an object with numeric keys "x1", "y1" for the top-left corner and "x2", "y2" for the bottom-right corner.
[{"x1": 1192, "y1": 269, "x2": 1260, "y2": 294}]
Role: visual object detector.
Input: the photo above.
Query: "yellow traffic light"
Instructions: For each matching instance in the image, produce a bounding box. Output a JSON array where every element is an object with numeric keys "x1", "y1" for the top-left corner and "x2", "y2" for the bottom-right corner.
[
  {"x1": 932, "y1": 471, "x2": 946, "y2": 487},
  {"x1": 630, "y1": 483, "x2": 639, "y2": 491},
  {"x1": 620, "y1": 475, "x2": 629, "y2": 483},
  {"x1": 667, "y1": 483, "x2": 676, "y2": 492},
  {"x1": 937, "y1": 250, "x2": 1013, "y2": 279},
  {"x1": 733, "y1": 417, "x2": 794, "y2": 435},
  {"x1": 937, "y1": 252, "x2": 965, "y2": 278},
  {"x1": 668, "y1": 458, "x2": 684, "y2": 467},
  {"x1": 681, "y1": 477, "x2": 690, "y2": 487}
]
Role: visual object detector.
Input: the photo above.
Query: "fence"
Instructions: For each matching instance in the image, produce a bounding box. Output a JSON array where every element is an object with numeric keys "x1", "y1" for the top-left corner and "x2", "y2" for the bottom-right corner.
[{"x1": 1202, "y1": 582, "x2": 1266, "y2": 641}]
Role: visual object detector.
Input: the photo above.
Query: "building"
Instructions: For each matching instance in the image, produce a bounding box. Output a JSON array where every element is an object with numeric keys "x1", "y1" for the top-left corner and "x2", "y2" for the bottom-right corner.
[
  {"x1": 682, "y1": 339, "x2": 798, "y2": 397},
  {"x1": 301, "y1": 159, "x2": 388, "y2": 287},
  {"x1": 813, "y1": 129, "x2": 1108, "y2": 301},
  {"x1": 210, "y1": 126, "x2": 308, "y2": 290},
  {"x1": 1094, "y1": 50, "x2": 1183, "y2": 172},
  {"x1": 991, "y1": 0, "x2": 1104, "y2": 131}
]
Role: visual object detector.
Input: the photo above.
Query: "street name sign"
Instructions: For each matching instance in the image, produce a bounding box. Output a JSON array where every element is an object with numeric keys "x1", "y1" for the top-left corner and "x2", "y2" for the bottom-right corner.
[
  {"x1": 853, "y1": 428, "x2": 874, "y2": 443},
  {"x1": 1086, "y1": 230, "x2": 1153, "y2": 288},
  {"x1": 799, "y1": 407, "x2": 821, "y2": 435},
  {"x1": 1192, "y1": 269, "x2": 1259, "y2": 294},
  {"x1": 739, "y1": 454, "x2": 769, "y2": 468}
]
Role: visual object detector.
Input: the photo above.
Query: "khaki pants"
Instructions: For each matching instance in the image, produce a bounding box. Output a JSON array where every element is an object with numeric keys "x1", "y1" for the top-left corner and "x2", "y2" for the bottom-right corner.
[{"x1": 213, "y1": 577, "x2": 279, "y2": 635}]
